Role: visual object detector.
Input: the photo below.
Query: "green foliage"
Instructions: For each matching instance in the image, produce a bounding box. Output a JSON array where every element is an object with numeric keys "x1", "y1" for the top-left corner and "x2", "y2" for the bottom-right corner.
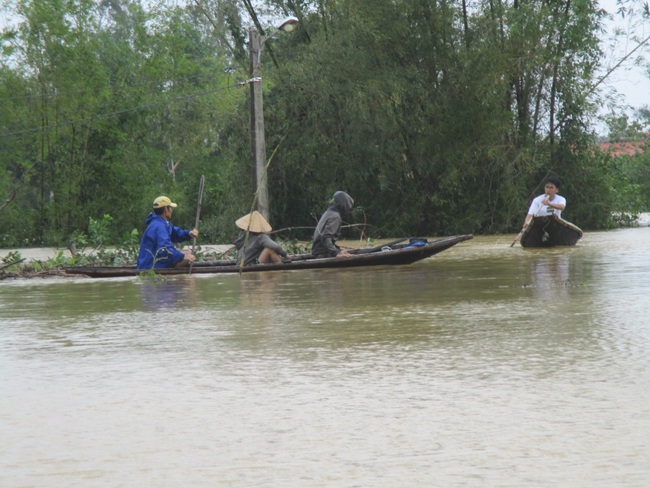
[
  {"x1": 65, "y1": 214, "x2": 139, "y2": 265},
  {"x1": 1, "y1": 0, "x2": 244, "y2": 246},
  {"x1": 278, "y1": 238, "x2": 310, "y2": 256},
  {"x1": 604, "y1": 147, "x2": 650, "y2": 217},
  {"x1": 0, "y1": 0, "x2": 647, "y2": 249},
  {"x1": 252, "y1": 0, "x2": 611, "y2": 236},
  {"x1": 88, "y1": 214, "x2": 113, "y2": 247},
  {"x1": 0, "y1": 251, "x2": 24, "y2": 272},
  {"x1": 137, "y1": 268, "x2": 167, "y2": 282}
]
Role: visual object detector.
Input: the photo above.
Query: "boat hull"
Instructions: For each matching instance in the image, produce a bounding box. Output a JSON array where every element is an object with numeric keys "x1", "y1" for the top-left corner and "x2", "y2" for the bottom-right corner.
[
  {"x1": 520, "y1": 216, "x2": 582, "y2": 248},
  {"x1": 65, "y1": 235, "x2": 473, "y2": 278}
]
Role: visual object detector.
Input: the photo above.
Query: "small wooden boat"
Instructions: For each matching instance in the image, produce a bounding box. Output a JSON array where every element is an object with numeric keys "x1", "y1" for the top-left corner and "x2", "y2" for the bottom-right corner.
[
  {"x1": 64, "y1": 235, "x2": 473, "y2": 278},
  {"x1": 520, "y1": 216, "x2": 583, "y2": 247}
]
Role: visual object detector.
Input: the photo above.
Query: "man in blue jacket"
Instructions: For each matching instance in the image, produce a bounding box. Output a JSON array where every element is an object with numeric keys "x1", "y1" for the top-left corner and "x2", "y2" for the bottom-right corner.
[{"x1": 136, "y1": 196, "x2": 199, "y2": 270}]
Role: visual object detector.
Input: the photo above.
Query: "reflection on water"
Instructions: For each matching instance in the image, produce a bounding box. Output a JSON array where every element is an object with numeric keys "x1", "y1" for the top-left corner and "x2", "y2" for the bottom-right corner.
[
  {"x1": 139, "y1": 277, "x2": 198, "y2": 311},
  {"x1": 1, "y1": 228, "x2": 650, "y2": 487},
  {"x1": 526, "y1": 253, "x2": 571, "y2": 300}
]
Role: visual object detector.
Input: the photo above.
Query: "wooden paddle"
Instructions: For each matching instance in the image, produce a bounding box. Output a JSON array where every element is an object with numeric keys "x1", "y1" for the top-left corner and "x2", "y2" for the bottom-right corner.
[
  {"x1": 275, "y1": 238, "x2": 411, "y2": 263},
  {"x1": 510, "y1": 227, "x2": 526, "y2": 247},
  {"x1": 188, "y1": 176, "x2": 205, "y2": 275},
  {"x1": 350, "y1": 237, "x2": 411, "y2": 254},
  {"x1": 192, "y1": 175, "x2": 205, "y2": 255}
]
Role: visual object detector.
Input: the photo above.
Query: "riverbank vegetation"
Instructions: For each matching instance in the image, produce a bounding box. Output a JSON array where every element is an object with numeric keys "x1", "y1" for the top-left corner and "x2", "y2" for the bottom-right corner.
[
  {"x1": 1, "y1": 0, "x2": 649, "y2": 250},
  {"x1": 0, "y1": 212, "x2": 314, "y2": 278}
]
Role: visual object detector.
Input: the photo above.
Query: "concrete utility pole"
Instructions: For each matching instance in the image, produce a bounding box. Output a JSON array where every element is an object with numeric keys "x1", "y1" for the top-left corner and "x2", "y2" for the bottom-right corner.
[
  {"x1": 249, "y1": 28, "x2": 268, "y2": 220},
  {"x1": 248, "y1": 17, "x2": 298, "y2": 222}
]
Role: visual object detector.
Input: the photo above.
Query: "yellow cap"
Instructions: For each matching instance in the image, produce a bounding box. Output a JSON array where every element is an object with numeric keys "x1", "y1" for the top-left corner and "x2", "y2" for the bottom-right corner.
[{"x1": 153, "y1": 196, "x2": 177, "y2": 208}]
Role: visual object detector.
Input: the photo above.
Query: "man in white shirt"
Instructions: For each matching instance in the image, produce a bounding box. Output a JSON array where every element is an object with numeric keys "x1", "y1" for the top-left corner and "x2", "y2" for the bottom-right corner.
[{"x1": 522, "y1": 176, "x2": 566, "y2": 229}]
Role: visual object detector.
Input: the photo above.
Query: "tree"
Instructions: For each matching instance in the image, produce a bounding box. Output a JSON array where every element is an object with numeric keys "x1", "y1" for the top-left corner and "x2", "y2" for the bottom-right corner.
[
  {"x1": 240, "y1": 0, "x2": 609, "y2": 236},
  {"x1": 0, "y1": 0, "x2": 244, "y2": 245}
]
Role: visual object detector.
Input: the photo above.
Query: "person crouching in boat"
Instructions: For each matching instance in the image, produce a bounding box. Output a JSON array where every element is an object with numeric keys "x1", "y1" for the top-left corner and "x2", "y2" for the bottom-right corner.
[
  {"x1": 521, "y1": 176, "x2": 566, "y2": 230},
  {"x1": 137, "y1": 196, "x2": 198, "y2": 270},
  {"x1": 233, "y1": 211, "x2": 289, "y2": 265},
  {"x1": 312, "y1": 191, "x2": 355, "y2": 259}
]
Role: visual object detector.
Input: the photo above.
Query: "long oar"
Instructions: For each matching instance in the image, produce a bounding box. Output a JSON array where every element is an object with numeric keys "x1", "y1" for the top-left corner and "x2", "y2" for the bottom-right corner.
[
  {"x1": 350, "y1": 237, "x2": 410, "y2": 254},
  {"x1": 510, "y1": 228, "x2": 525, "y2": 247},
  {"x1": 192, "y1": 175, "x2": 205, "y2": 256}
]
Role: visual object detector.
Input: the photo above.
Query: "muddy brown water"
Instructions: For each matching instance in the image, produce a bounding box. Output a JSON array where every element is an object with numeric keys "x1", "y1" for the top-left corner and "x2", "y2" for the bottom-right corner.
[{"x1": 1, "y1": 228, "x2": 649, "y2": 487}]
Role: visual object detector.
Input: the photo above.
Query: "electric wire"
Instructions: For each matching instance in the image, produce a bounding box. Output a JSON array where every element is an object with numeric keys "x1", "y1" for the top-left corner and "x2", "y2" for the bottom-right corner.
[{"x1": 0, "y1": 77, "x2": 255, "y2": 139}]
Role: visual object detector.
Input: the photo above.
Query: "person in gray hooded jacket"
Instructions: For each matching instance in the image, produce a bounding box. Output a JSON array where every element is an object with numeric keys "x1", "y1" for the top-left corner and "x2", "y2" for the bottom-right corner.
[{"x1": 311, "y1": 191, "x2": 354, "y2": 258}]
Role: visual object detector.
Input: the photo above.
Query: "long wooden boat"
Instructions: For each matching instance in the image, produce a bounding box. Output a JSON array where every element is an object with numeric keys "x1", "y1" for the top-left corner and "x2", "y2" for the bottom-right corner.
[
  {"x1": 520, "y1": 216, "x2": 583, "y2": 248},
  {"x1": 64, "y1": 235, "x2": 473, "y2": 278}
]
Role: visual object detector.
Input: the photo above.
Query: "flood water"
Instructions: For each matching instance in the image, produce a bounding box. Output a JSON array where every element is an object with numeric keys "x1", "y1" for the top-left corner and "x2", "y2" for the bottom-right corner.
[{"x1": 1, "y1": 228, "x2": 649, "y2": 487}]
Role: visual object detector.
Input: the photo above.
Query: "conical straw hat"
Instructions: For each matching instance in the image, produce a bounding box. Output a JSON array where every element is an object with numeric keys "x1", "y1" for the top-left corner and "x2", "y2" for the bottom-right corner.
[{"x1": 235, "y1": 210, "x2": 272, "y2": 233}]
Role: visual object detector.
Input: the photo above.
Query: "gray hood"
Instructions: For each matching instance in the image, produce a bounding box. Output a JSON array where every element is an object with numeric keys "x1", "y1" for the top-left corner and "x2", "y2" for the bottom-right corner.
[{"x1": 331, "y1": 191, "x2": 354, "y2": 215}]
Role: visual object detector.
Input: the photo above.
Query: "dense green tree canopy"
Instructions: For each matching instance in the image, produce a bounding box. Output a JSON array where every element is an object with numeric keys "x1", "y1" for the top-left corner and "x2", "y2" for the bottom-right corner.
[{"x1": 1, "y1": 0, "x2": 648, "y2": 248}]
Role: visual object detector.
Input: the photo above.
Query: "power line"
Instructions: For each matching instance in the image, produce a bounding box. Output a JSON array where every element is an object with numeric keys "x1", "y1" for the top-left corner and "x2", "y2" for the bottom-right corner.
[
  {"x1": 0, "y1": 78, "x2": 251, "y2": 139},
  {"x1": 0, "y1": 69, "x2": 238, "y2": 102}
]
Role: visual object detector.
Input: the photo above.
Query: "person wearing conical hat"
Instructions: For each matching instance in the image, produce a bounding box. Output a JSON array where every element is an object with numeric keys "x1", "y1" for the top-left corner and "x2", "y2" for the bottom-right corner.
[
  {"x1": 137, "y1": 196, "x2": 199, "y2": 269},
  {"x1": 312, "y1": 191, "x2": 354, "y2": 259},
  {"x1": 233, "y1": 210, "x2": 289, "y2": 265}
]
